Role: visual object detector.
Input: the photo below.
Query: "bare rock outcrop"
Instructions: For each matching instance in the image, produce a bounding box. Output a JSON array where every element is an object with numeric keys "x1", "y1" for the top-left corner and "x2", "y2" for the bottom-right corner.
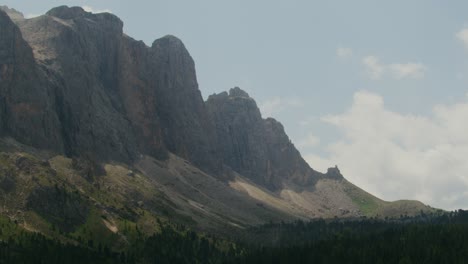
[
  {"x1": 0, "y1": 9, "x2": 63, "y2": 153},
  {"x1": 0, "y1": 5, "x2": 339, "y2": 188},
  {"x1": 0, "y1": 6, "x2": 220, "y2": 172},
  {"x1": 206, "y1": 87, "x2": 330, "y2": 190}
]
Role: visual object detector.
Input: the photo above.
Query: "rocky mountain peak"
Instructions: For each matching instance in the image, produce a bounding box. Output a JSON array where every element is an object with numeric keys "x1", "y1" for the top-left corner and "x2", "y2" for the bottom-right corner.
[
  {"x1": 326, "y1": 166, "x2": 344, "y2": 179},
  {"x1": 45, "y1": 6, "x2": 123, "y2": 34},
  {"x1": 0, "y1": 5, "x2": 24, "y2": 22},
  {"x1": 151, "y1": 35, "x2": 185, "y2": 49},
  {"x1": 46, "y1": 6, "x2": 87, "y2": 19},
  {"x1": 206, "y1": 87, "x2": 323, "y2": 190},
  {"x1": 150, "y1": 35, "x2": 194, "y2": 81},
  {"x1": 146, "y1": 34, "x2": 221, "y2": 173},
  {"x1": 229, "y1": 87, "x2": 250, "y2": 98}
]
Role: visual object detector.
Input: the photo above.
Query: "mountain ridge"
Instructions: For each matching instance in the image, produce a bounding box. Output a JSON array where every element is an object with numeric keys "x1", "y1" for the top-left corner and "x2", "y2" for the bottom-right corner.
[{"x1": 0, "y1": 5, "x2": 437, "y2": 247}]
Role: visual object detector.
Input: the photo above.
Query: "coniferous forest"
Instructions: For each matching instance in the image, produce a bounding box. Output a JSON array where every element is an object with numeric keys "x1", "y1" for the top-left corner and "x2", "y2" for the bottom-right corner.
[{"x1": 1, "y1": 210, "x2": 468, "y2": 263}]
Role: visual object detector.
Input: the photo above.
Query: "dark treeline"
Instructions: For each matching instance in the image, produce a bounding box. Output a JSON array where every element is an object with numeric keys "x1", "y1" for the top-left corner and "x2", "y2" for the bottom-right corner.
[
  {"x1": 0, "y1": 234, "x2": 115, "y2": 264},
  {"x1": 1, "y1": 210, "x2": 468, "y2": 263},
  {"x1": 242, "y1": 210, "x2": 468, "y2": 264},
  {"x1": 0, "y1": 222, "x2": 243, "y2": 264},
  {"x1": 241, "y1": 210, "x2": 466, "y2": 247}
]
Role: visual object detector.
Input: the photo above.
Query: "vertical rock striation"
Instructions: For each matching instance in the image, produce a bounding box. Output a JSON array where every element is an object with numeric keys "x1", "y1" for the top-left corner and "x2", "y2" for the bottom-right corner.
[
  {"x1": 0, "y1": 5, "x2": 340, "y2": 190},
  {"x1": 206, "y1": 87, "x2": 329, "y2": 190},
  {"x1": 0, "y1": 6, "x2": 220, "y2": 172},
  {"x1": 148, "y1": 35, "x2": 220, "y2": 172},
  {"x1": 0, "y1": 9, "x2": 63, "y2": 152}
]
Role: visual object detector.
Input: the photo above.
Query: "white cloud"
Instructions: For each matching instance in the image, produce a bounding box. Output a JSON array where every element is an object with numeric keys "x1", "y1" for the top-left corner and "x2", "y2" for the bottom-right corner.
[
  {"x1": 259, "y1": 97, "x2": 303, "y2": 118},
  {"x1": 389, "y1": 63, "x2": 426, "y2": 79},
  {"x1": 456, "y1": 28, "x2": 468, "y2": 49},
  {"x1": 362, "y1": 56, "x2": 384, "y2": 80},
  {"x1": 336, "y1": 47, "x2": 353, "y2": 58},
  {"x1": 297, "y1": 133, "x2": 321, "y2": 148},
  {"x1": 299, "y1": 116, "x2": 318, "y2": 126},
  {"x1": 362, "y1": 56, "x2": 427, "y2": 80},
  {"x1": 82, "y1": 5, "x2": 112, "y2": 14},
  {"x1": 305, "y1": 90, "x2": 468, "y2": 210},
  {"x1": 25, "y1": 13, "x2": 40, "y2": 19}
]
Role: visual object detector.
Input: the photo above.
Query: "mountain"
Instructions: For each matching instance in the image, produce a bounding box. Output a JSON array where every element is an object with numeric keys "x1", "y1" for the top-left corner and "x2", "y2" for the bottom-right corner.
[
  {"x1": 206, "y1": 87, "x2": 329, "y2": 190},
  {"x1": 0, "y1": 5, "x2": 436, "y2": 248}
]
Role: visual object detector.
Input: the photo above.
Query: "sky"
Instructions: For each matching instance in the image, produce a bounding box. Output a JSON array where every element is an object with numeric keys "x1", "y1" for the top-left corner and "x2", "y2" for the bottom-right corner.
[{"x1": 3, "y1": 1, "x2": 468, "y2": 210}]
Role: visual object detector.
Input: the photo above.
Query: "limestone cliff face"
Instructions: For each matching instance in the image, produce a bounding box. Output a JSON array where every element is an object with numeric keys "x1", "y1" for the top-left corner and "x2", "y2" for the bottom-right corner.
[
  {"x1": 148, "y1": 35, "x2": 220, "y2": 172},
  {"x1": 0, "y1": 6, "x2": 220, "y2": 171},
  {"x1": 0, "y1": 6, "x2": 435, "y2": 228},
  {"x1": 206, "y1": 87, "x2": 328, "y2": 190},
  {"x1": 117, "y1": 35, "x2": 167, "y2": 159},
  {"x1": 0, "y1": 5, "x2": 339, "y2": 188},
  {"x1": 0, "y1": 9, "x2": 63, "y2": 153},
  {"x1": 15, "y1": 6, "x2": 139, "y2": 161},
  {"x1": 116, "y1": 34, "x2": 221, "y2": 170}
]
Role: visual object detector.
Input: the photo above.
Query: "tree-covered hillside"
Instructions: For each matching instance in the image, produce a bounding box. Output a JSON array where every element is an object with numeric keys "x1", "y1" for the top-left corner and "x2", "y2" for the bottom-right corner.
[{"x1": 2, "y1": 211, "x2": 468, "y2": 263}]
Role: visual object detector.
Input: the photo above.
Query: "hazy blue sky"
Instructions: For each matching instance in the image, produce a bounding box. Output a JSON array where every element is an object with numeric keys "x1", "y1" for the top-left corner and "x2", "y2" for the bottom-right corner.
[{"x1": 4, "y1": 1, "x2": 468, "y2": 210}]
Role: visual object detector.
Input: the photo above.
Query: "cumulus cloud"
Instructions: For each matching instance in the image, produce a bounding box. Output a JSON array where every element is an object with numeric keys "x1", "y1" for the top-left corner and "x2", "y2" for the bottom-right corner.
[
  {"x1": 362, "y1": 56, "x2": 426, "y2": 80},
  {"x1": 259, "y1": 97, "x2": 303, "y2": 118},
  {"x1": 82, "y1": 5, "x2": 112, "y2": 14},
  {"x1": 305, "y1": 90, "x2": 468, "y2": 210},
  {"x1": 336, "y1": 47, "x2": 353, "y2": 58},
  {"x1": 362, "y1": 56, "x2": 385, "y2": 80},
  {"x1": 456, "y1": 28, "x2": 468, "y2": 49},
  {"x1": 389, "y1": 63, "x2": 426, "y2": 79}
]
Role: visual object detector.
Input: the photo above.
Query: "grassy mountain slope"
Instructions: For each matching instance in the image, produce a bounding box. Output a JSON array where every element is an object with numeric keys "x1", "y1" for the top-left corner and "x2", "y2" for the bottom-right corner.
[{"x1": 0, "y1": 137, "x2": 437, "y2": 250}]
